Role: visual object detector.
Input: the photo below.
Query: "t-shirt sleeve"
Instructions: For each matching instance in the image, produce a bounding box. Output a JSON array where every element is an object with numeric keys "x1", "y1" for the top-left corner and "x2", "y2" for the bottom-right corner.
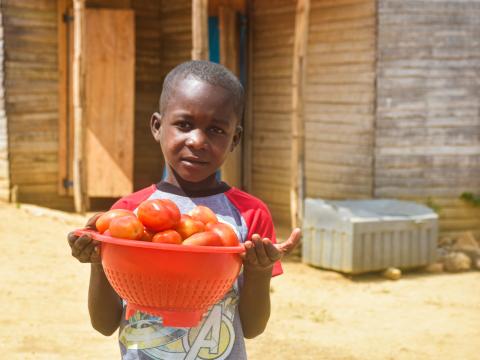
[
  {"x1": 109, "y1": 185, "x2": 157, "y2": 211},
  {"x1": 225, "y1": 188, "x2": 283, "y2": 277}
]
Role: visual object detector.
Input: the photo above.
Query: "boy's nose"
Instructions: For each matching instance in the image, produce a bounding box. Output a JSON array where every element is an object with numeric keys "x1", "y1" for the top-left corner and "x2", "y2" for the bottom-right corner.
[{"x1": 185, "y1": 130, "x2": 208, "y2": 149}]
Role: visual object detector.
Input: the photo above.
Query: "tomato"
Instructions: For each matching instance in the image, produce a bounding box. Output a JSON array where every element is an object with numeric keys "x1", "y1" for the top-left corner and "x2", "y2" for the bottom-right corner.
[
  {"x1": 206, "y1": 222, "x2": 240, "y2": 246},
  {"x1": 109, "y1": 216, "x2": 144, "y2": 240},
  {"x1": 152, "y1": 229, "x2": 183, "y2": 245},
  {"x1": 137, "y1": 199, "x2": 181, "y2": 232},
  {"x1": 188, "y1": 205, "x2": 218, "y2": 225},
  {"x1": 95, "y1": 209, "x2": 135, "y2": 234},
  {"x1": 175, "y1": 214, "x2": 205, "y2": 240},
  {"x1": 139, "y1": 228, "x2": 156, "y2": 242},
  {"x1": 183, "y1": 231, "x2": 223, "y2": 246}
]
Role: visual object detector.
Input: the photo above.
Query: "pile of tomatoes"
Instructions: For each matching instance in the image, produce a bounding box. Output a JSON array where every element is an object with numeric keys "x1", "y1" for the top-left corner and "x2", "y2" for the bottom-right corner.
[{"x1": 95, "y1": 199, "x2": 240, "y2": 247}]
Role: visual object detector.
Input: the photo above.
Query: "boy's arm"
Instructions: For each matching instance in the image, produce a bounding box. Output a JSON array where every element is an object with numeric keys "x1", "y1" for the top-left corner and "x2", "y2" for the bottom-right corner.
[
  {"x1": 68, "y1": 213, "x2": 123, "y2": 336},
  {"x1": 239, "y1": 230, "x2": 301, "y2": 338},
  {"x1": 88, "y1": 263, "x2": 123, "y2": 336}
]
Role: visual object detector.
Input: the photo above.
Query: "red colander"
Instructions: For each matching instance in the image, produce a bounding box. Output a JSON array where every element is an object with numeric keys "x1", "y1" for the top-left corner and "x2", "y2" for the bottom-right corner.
[{"x1": 74, "y1": 229, "x2": 244, "y2": 328}]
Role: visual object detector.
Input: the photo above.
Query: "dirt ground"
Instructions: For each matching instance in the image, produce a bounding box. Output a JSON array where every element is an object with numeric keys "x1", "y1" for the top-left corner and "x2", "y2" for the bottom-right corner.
[{"x1": 1, "y1": 202, "x2": 479, "y2": 360}]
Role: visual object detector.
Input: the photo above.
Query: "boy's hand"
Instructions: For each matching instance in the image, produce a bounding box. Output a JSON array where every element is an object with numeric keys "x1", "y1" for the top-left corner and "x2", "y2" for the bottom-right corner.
[
  {"x1": 242, "y1": 228, "x2": 302, "y2": 273},
  {"x1": 67, "y1": 213, "x2": 103, "y2": 264}
]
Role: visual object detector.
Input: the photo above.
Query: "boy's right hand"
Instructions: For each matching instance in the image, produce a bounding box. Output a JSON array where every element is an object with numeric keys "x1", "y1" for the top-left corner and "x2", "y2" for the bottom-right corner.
[{"x1": 68, "y1": 213, "x2": 103, "y2": 263}]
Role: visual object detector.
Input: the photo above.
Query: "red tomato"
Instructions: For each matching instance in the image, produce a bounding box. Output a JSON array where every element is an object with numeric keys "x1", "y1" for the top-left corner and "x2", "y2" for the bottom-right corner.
[
  {"x1": 183, "y1": 231, "x2": 223, "y2": 246},
  {"x1": 152, "y1": 229, "x2": 183, "y2": 245},
  {"x1": 188, "y1": 205, "x2": 218, "y2": 225},
  {"x1": 175, "y1": 214, "x2": 205, "y2": 240},
  {"x1": 137, "y1": 199, "x2": 181, "y2": 232},
  {"x1": 95, "y1": 209, "x2": 135, "y2": 234},
  {"x1": 206, "y1": 222, "x2": 240, "y2": 246},
  {"x1": 109, "y1": 216, "x2": 144, "y2": 240},
  {"x1": 139, "y1": 228, "x2": 156, "y2": 242}
]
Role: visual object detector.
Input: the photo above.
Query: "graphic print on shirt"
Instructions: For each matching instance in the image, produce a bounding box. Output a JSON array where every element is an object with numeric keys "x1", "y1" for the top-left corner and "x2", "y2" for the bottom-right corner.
[{"x1": 119, "y1": 284, "x2": 239, "y2": 360}]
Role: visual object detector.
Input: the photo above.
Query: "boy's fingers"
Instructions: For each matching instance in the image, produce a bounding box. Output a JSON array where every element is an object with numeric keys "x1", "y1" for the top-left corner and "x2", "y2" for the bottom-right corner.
[
  {"x1": 67, "y1": 232, "x2": 78, "y2": 247},
  {"x1": 86, "y1": 213, "x2": 103, "y2": 230},
  {"x1": 244, "y1": 241, "x2": 258, "y2": 265},
  {"x1": 77, "y1": 241, "x2": 97, "y2": 263},
  {"x1": 71, "y1": 235, "x2": 96, "y2": 257},
  {"x1": 276, "y1": 228, "x2": 302, "y2": 256},
  {"x1": 251, "y1": 234, "x2": 261, "y2": 242},
  {"x1": 253, "y1": 237, "x2": 272, "y2": 267},
  {"x1": 91, "y1": 246, "x2": 101, "y2": 263},
  {"x1": 263, "y1": 239, "x2": 282, "y2": 262}
]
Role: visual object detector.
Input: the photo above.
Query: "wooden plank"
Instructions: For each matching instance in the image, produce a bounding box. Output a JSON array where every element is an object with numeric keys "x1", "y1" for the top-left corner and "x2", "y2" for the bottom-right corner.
[
  {"x1": 191, "y1": 0, "x2": 209, "y2": 60},
  {"x1": 57, "y1": 0, "x2": 68, "y2": 195},
  {"x1": 219, "y1": 5, "x2": 242, "y2": 188},
  {"x1": 290, "y1": 0, "x2": 310, "y2": 228},
  {"x1": 242, "y1": 1, "x2": 254, "y2": 192},
  {"x1": 72, "y1": 0, "x2": 88, "y2": 212},
  {"x1": 85, "y1": 9, "x2": 135, "y2": 197}
]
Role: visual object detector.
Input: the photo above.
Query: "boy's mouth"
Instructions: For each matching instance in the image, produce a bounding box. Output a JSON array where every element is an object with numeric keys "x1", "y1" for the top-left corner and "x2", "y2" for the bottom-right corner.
[{"x1": 181, "y1": 157, "x2": 209, "y2": 166}]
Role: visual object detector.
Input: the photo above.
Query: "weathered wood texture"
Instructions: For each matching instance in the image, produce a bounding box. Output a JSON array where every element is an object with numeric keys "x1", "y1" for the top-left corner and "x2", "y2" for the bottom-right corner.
[
  {"x1": 290, "y1": 0, "x2": 310, "y2": 228},
  {"x1": 132, "y1": 0, "x2": 192, "y2": 190},
  {"x1": 127, "y1": 0, "x2": 164, "y2": 191},
  {"x1": 219, "y1": 5, "x2": 242, "y2": 188},
  {"x1": 85, "y1": 8, "x2": 135, "y2": 198},
  {"x1": 0, "y1": 9, "x2": 9, "y2": 201},
  {"x1": 2, "y1": 0, "x2": 74, "y2": 209},
  {"x1": 192, "y1": 0, "x2": 209, "y2": 60},
  {"x1": 251, "y1": 0, "x2": 296, "y2": 226},
  {"x1": 376, "y1": 0, "x2": 480, "y2": 236},
  {"x1": 304, "y1": 0, "x2": 376, "y2": 200}
]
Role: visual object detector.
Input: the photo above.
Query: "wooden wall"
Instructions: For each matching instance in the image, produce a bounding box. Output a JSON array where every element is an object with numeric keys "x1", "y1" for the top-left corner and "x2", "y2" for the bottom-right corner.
[
  {"x1": 131, "y1": 0, "x2": 164, "y2": 190},
  {"x1": 376, "y1": 0, "x2": 480, "y2": 237},
  {"x1": 0, "y1": 9, "x2": 9, "y2": 202},
  {"x1": 132, "y1": 0, "x2": 192, "y2": 189},
  {"x1": 304, "y1": 0, "x2": 376, "y2": 200},
  {"x1": 2, "y1": 0, "x2": 74, "y2": 209},
  {"x1": 250, "y1": 0, "x2": 296, "y2": 227},
  {"x1": 1, "y1": 0, "x2": 192, "y2": 210}
]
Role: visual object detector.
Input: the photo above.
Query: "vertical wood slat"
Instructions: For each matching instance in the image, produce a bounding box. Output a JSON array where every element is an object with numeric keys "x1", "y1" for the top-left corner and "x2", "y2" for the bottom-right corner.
[
  {"x1": 290, "y1": 0, "x2": 310, "y2": 228},
  {"x1": 72, "y1": 0, "x2": 89, "y2": 212},
  {"x1": 57, "y1": 0, "x2": 68, "y2": 196},
  {"x1": 219, "y1": 4, "x2": 242, "y2": 188},
  {"x1": 192, "y1": 0, "x2": 209, "y2": 60},
  {"x1": 242, "y1": 0, "x2": 253, "y2": 192},
  {"x1": 0, "y1": 8, "x2": 9, "y2": 201}
]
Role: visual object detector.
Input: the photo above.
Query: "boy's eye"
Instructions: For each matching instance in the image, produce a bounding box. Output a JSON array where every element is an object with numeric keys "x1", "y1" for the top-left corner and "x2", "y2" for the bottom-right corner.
[
  {"x1": 209, "y1": 127, "x2": 226, "y2": 135},
  {"x1": 176, "y1": 121, "x2": 192, "y2": 131}
]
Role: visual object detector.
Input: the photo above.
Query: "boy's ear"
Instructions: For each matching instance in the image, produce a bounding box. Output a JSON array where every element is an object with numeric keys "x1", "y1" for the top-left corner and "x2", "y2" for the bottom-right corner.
[
  {"x1": 150, "y1": 112, "x2": 162, "y2": 142},
  {"x1": 231, "y1": 125, "x2": 243, "y2": 151}
]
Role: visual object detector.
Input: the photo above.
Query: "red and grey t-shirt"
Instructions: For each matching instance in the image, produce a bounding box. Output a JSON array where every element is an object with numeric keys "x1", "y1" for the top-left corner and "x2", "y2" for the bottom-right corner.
[{"x1": 111, "y1": 181, "x2": 282, "y2": 360}]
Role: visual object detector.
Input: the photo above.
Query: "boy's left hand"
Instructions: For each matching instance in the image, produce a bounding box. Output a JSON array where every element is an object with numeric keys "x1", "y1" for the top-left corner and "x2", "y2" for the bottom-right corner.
[{"x1": 241, "y1": 228, "x2": 302, "y2": 273}]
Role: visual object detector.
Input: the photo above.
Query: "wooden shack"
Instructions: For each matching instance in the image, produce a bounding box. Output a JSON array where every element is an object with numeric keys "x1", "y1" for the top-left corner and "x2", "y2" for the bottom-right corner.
[{"x1": 0, "y1": 0, "x2": 479, "y2": 238}]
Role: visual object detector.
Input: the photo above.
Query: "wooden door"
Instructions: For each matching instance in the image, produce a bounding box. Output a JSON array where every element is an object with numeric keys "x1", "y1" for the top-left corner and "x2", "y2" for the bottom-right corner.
[
  {"x1": 84, "y1": 9, "x2": 135, "y2": 197},
  {"x1": 59, "y1": 7, "x2": 135, "y2": 198}
]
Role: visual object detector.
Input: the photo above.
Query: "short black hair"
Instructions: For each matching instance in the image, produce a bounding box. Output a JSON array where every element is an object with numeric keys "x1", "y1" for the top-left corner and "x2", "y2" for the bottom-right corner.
[{"x1": 159, "y1": 60, "x2": 245, "y2": 120}]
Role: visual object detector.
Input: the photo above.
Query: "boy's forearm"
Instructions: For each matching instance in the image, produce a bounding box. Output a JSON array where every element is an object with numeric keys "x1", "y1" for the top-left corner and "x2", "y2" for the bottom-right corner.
[
  {"x1": 239, "y1": 268, "x2": 272, "y2": 339},
  {"x1": 88, "y1": 264, "x2": 123, "y2": 336}
]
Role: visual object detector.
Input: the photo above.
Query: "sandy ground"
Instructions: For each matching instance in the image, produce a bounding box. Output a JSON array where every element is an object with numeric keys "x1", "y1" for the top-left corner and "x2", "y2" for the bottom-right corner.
[{"x1": 0, "y1": 202, "x2": 479, "y2": 360}]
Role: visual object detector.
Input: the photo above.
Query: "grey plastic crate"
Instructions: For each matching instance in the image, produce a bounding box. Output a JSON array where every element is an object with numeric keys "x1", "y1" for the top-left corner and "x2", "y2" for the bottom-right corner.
[{"x1": 302, "y1": 198, "x2": 438, "y2": 274}]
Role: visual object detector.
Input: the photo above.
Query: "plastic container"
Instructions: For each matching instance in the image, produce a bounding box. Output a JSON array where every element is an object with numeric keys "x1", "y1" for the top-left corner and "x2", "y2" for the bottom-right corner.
[
  {"x1": 302, "y1": 198, "x2": 438, "y2": 274},
  {"x1": 74, "y1": 229, "x2": 244, "y2": 327}
]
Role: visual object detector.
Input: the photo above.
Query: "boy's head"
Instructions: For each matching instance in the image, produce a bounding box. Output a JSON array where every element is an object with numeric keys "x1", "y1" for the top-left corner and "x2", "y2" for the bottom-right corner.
[{"x1": 151, "y1": 61, "x2": 244, "y2": 185}]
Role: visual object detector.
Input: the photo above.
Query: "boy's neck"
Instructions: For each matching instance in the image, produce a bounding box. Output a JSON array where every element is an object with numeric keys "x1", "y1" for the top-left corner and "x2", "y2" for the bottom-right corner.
[{"x1": 164, "y1": 170, "x2": 221, "y2": 193}]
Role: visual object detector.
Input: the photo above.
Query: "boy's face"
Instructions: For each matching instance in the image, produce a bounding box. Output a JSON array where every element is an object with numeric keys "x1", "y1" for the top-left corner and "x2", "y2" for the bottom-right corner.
[{"x1": 151, "y1": 77, "x2": 241, "y2": 184}]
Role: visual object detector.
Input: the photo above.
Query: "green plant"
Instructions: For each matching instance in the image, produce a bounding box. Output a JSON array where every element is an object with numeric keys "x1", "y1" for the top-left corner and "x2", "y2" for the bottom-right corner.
[
  {"x1": 460, "y1": 192, "x2": 480, "y2": 207},
  {"x1": 425, "y1": 197, "x2": 441, "y2": 213}
]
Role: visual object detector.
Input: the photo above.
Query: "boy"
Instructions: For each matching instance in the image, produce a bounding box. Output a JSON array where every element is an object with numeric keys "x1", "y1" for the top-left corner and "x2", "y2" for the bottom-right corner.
[{"x1": 68, "y1": 60, "x2": 301, "y2": 360}]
